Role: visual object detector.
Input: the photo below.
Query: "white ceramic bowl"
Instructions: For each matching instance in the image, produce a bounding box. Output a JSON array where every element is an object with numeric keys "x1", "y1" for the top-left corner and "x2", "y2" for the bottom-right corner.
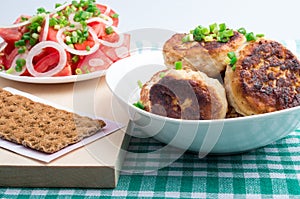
[{"x1": 106, "y1": 50, "x2": 300, "y2": 154}]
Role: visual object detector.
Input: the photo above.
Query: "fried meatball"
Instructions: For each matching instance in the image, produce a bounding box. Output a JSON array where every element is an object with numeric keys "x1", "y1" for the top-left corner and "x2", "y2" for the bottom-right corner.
[
  {"x1": 224, "y1": 39, "x2": 300, "y2": 116},
  {"x1": 140, "y1": 69, "x2": 228, "y2": 120},
  {"x1": 163, "y1": 32, "x2": 246, "y2": 77}
]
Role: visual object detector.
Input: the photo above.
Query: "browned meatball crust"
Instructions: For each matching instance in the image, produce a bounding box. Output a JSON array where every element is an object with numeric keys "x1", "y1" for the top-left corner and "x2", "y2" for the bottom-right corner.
[
  {"x1": 225, "y1": 39, "x2": 300, "y2": 116},
  {"x1": 140, "y1": 69, "x2": 227, "y2": 120}
]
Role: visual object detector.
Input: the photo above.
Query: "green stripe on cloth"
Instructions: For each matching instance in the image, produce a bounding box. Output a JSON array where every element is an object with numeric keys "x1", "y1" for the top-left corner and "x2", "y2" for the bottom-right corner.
[{"x1": 1, "y1": 131, "x2": 300, "y2": 198}]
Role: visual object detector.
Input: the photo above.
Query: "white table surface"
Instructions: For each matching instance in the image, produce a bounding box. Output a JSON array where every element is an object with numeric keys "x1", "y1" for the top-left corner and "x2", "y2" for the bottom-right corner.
[{"x1": 0, "y1": 0, "x2": 299, "y2": 41}]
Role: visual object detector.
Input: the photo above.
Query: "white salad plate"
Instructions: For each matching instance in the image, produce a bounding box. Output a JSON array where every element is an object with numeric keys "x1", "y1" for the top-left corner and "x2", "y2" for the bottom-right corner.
[
  {"x1": 0, "y1": 70, "x2": 106, "y2": 84},
  {"x1": 106, "y1": 50, "x2": 300, "y2": 155}
]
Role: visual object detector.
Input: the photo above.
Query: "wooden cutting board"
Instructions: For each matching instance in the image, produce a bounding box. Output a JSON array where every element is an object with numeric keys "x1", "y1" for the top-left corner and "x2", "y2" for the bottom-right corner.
[{"x1": 0, "y1": 76, "x2": 130, "y2": 188}]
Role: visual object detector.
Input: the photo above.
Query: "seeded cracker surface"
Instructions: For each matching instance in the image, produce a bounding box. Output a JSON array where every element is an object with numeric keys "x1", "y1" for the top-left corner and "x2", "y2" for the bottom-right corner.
[{"x1": 0, "y1": 88, "x2": 106, "y2": 154}]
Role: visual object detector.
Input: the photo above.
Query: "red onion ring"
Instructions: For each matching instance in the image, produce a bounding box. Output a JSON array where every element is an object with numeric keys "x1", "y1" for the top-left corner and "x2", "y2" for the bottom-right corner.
[
  {"x1": 40, "y1": 14, "x2": 50, "y2": 41},
  {"x1": 102, "y1": 4, "x2": 111, "y2": 15},
  {"x1": 0, "y1": 41, "x2": 7, "y2": 52},
  {"x1": 86, "y1": 16, "x2": 113, "y2": 26},
  {"x1": 52, "y1": 2, "x2": 71, "y2": 13},
  {"x1": 0, "y1": 20, "x2": 31, "y2": 29}
]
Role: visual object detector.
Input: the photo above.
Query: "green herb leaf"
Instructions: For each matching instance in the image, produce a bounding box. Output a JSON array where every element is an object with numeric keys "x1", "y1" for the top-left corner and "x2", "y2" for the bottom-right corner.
[
  {"x1": 105, "y1": 26, "x2": 114, "y2": 35},
  {"x1": 227, "y1": 52, "x2": 238, "y2": 71},
  {"x1": 111, "y1": 13, "x2": 119, "y2": 18},
  {"x1": 137, "y1": 80, "x2": 143, "y2": 89},
  {"x1": 159, "y1": 72, "x2": 165, "y2": 78},
  {"x1": 245, "y1": 32, "x2": 256, "y2": 41},
  {"x1": 175, "y1": 61, "x2": 182, "y2": 70},
  {"x1": 256, "y1": 33, "x2": 265, "y2": 38},
  {"x1": 188, "y1": 22, "x2": 235, "y2": 43},
  {"x1": 133, "y1": 101, "x2": 145, "y2": 110}
]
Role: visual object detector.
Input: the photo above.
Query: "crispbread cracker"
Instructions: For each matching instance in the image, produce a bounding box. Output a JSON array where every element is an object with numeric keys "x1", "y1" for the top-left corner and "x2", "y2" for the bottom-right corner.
[{"x1": 0, "y1": 88, "x2": 106, "y2": 154}]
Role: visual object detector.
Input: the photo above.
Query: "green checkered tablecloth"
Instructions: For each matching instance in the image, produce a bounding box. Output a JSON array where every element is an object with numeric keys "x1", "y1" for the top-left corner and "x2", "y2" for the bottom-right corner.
[{"x1": 1, "y1": 129, "x2": 300, "y2": 198}]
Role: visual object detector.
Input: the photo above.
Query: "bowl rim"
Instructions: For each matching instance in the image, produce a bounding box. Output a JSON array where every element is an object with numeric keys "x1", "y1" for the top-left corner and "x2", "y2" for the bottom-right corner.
[{"x1": 128, "y1": 102, "x2": 300, "y2": 124}]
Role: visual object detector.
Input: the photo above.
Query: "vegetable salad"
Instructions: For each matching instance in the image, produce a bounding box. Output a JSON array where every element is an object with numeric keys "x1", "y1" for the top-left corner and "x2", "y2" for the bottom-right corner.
[{"x1": 0, "y1": 0, "x2": 130, "y2": 77}]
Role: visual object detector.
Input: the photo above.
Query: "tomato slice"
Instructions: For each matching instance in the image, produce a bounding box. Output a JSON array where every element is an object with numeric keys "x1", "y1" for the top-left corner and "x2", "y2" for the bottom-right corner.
[
  {"x1": 100, "y1": 33, "x2": 130, "y2": 62},
  {"x1": 46, "y1": 27, "x2": 58, "y2": 42},
  {"x1": 34, "y1": 51, "x2": 59, "y2": 73},
  {"x1": 0, "y1": 15, "x2": 31, "y2": 44},
  {"x1": 66, "y1": 52, "x2": 79, "y2": 75},
  {"x1": 54, "y1": 64, "x2": 72, "y2": 76},
  {"x1": 0, "y1": 28, "x2": 22, "y2": 44},
  {"x1": 4, "y1": 47, "x2": 31, "y2": 76},
  {"x1": 32, "y1": 47, "x2": 58, "y2": 64},
  {"x1": 74, "y1": 40, "x2": 95, "y2": 51},
  {"x1": 20, "y1": 69, "x2": 32, "y2": 77},
  {"x1": 89, "y1": 21, "x2": 105, "y2": 38},
  {"x1": 101, "y1": 31, "x2": 119, "y2": 42},
  {"x1": 96, "y1": 4, "x2": 119, "y2": 27},
  {"x1": 4, "y1": 48, "x2": 19, "y2": 70},
  {"x1": 76, "y1": 49, "x2": 113, "y2": 73},
  {"x1": 14, "y1": 15, "x2": 31, "y2": 24}
]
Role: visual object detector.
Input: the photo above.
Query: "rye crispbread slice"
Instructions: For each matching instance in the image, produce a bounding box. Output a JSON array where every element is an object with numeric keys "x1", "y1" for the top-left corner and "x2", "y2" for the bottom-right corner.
[{"x1": 0, "y1": 88, "x2": 106, "y2": 154}]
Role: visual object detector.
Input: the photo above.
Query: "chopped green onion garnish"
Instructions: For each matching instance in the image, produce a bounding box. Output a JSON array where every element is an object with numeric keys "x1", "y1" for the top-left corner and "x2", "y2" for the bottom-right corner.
[
  {"x1": 72, "y1": 55, "x2": 79, "y2": 63},
  {"x1": 230, "y1": 56, "x2": 237, "y2": 66},
  {"x1": 75, "y1": 68, "x2": 83, "y2": 75},
  {"x1": 29, "y1": 37, "x2": 38, "y2": 46},
  {"x1": 237, "y1": 27, "x2": 264, "y2": 42},
  {"x1": 15, "y1": 65, "x2": 22, "y2": 72},
  {"x1": 256, "y1": 33, "x2": 264, "y2": 38},
  {"x1": 111, "y1": 13, "x2": 119, "y2": 18},
  {"x1": 209, "y1": 23, "x2": 218, "y2": 33},
  {"x1": 223, "y1": 29, "x2": 234, "y2": 37},
  {"x1": 245, "y1": 32, "x2": 256, "y2": 41},
  {"x1": 231, "y1": 65, "x2": 236, "y2": 71},
  {"x1": 54, "y1": 24, "x2": 61, "y2": 30},
  {"x1": 37, "y1": 7, "x2": 47, "y2": 14},
  {"x1": 188, "y1": 22, "x2": 235, "y2": 43},
  {"x1": 6, "y1": 68, "x2": 14, "y2": 74},
  {"x1": 86, "y1": 45, "x2": 91, "y2": 51},
  {"x1": 83, "y1": 65, "x2": 90, "y2": 73},
  {"x1": 31, "y1": 33, "x2": 39, "y2": 40},
  {"x1": 201, "y1": 27, "x2": 209, "y2": 35},
  {"x1": 16, "y1": 58, "x2": 26, "y2": 68},
  {"x1": 159, "y1": 72, "x2": 165, "y2": 78},
  {"x1": 237, "y1": 27, "x2": 246, "y2": 35},
  {"x1": 22, "y1": 32, "x2": 31, "y2": 40},
  {"x1": 219, "y1": 23, "x2": 226, "y2": 31},
  {"x1": 105, "y1": 26, "x2": 114, "y2": 35},
  {"x1": 0, "y1": 65, "x2": 4, "y2": 71},
  {"x1": 204, "y1": 35, "x2": 214, "y2": 42},
  {"x1": 175, "y1": 61, "x2": 182, "y2": 70},
  {"x1": 182, "y1": 34, "x2": 193, "y2": 43},
  {"x1": 21, "y1": 16, "x2": 29, "y2": 22},
  {"x1": 18, "y1": 46, "x2": 26, "y2": 54},
  {"x1": 49, "y1": 18, "x2": 58, "y2": 27},
  {"x1": 137, "y1": 80, "x2": 143, "y2": 89},
  {"x1": 68, "y1": 43, "x2": 74, "y2": 49},
  {"x1": 227, "y1": 52, "x2": 237, "y2": 71},
  {"x1": 55, "y1": 3, "x2": 62, "y2": 8},
  {"x1": 227, "y1": 52, "x2": 236, "y2": 59},
  {"x1": 15, "y1": 40, "x2": 26, "y2": 47},
  {"x1": 65, "y1": 36, "x2": 72, "y2": 44},
  {"x1": 133, "y1": 101, "x2": 145, "y2": 110}
]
